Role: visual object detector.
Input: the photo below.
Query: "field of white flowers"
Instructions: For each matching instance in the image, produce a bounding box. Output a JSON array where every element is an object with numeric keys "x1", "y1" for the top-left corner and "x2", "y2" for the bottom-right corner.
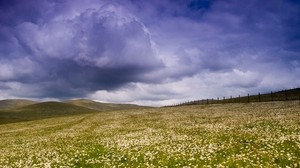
[{"x1": 0, "y1": 101, "x2": 299, "y2": 167}]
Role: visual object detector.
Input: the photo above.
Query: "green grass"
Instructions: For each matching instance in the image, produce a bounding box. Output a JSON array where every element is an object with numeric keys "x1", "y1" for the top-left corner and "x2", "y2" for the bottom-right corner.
[{"x1": 0, "y1": 101, "x2": 299, "y2": 167}]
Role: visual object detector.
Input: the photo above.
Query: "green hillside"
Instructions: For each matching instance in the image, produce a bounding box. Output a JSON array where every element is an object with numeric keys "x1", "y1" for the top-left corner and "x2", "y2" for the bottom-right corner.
[
  {"x1": 0, "y1": 98, "x2": 148, "y2": 125},
  {"x1": 0, "y1": 102, "x2": 95, "y2": 124},
  {"x1": 64, "y1": 99, "x2": 146, "y2": 111},
  {"x1": 0, "y1": 99, "x2": 37, "y2": 110}
]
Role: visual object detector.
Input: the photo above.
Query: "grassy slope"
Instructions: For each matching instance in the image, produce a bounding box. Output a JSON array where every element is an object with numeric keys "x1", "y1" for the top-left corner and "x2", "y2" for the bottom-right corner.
[
  {"x1": 0, "y1": 101, "x2": 299, "y2": 167},
  {"x1": 0, "y1": 102, "x2": 95, "y2": 124},
  {"x1": 64, "y1": 99, "x2": 146, "y2": 111},
  {"x1": 0, "y1": 99, "x2": 37, "y2": 110}
]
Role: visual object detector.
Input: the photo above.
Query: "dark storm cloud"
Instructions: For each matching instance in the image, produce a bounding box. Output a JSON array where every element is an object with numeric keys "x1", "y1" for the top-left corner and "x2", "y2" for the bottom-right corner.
[{"x1": 0, "y1": 0, "x2": 163, "y2": 98}]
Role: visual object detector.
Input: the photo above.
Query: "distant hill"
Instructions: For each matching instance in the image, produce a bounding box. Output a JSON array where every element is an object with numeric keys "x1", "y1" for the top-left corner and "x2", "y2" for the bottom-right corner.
[
  {"x1": 13, "y1": 101, "x2": 95, "y2": 115},
  {"x1": 0, "y1": 99, "x2": 149, "y2": 125},
  {"x1": 0, "y1": 102, "x2": 95, "y2": 124},
  {"x1": 64, "y1": 99, "x2": 146, "y2": 111},
  {"x1": 0, "y1": 99, "x2": 37, "y2": 110}
]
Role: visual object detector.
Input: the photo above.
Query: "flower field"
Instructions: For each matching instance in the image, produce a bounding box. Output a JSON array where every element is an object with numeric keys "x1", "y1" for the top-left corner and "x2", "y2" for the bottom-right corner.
[{"x1": 0, "y1": 101, "x2": 299, "y2": 167}]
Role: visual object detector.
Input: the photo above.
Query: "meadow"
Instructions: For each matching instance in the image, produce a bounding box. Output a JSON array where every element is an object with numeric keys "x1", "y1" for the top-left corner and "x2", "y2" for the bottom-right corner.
[{"x1": 0, "y1": 101, "x2": 299, "y2": 167}]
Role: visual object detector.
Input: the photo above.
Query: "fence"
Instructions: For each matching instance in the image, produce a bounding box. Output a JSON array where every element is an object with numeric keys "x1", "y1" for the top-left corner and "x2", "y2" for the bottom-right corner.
[{"x1": 165, "y1": 88, "x2": 300, "y2": 107}]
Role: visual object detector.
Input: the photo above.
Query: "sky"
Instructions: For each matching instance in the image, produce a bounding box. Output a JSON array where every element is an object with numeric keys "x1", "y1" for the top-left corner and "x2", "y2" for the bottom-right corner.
[{"x1": 0, "y1": 0, "x2": 299, "y2": 106}]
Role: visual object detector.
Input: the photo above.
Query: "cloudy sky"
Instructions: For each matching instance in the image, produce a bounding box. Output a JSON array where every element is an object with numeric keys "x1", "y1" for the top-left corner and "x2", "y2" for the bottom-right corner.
[{"x1": 0, "y1": 0, "x2": 299, "y2": 106}]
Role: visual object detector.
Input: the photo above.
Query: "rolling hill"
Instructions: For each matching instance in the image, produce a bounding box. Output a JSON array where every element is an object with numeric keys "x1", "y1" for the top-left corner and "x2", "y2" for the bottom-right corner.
[
  {"x1": 13, "y1": 101, "x2": 95, "y2": 114},
  {"x1": 64, "y1": 99, "x2": 146, "y2": 111},
  {"x1": 0, "y1": 99, "x2": 149, "y2": 125},
  {"x1": 0, "y1": 101, "x2": 95, "y2": 124},
  {"x1": 0, "y1": 99, "x2": 37, "y2": 110}
]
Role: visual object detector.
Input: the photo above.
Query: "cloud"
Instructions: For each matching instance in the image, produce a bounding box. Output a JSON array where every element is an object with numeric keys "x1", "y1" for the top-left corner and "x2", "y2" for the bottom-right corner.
[
  {"x1": 0, "y1": 0, "x2": 163, "y2": 99},
  {"x1": 104, "y1": 0, "x2": 300, "y2": 105},
  {"x1": 149, "y1": 1, "x2": 299, "y2": 75},
  {"x1": 0, "y1": 0, "x2": 299, "y2": 106},
  {"x1": 88, "y1": 82, "x2": 186, "y2": 107}
]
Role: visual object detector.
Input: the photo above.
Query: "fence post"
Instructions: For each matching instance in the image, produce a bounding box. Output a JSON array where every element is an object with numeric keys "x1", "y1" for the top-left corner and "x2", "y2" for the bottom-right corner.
[
  {"x1": 285, "y1": 90, "x2": 288, "y2": 101},
  {"x1": 207, "y1": 99, "x2": 209, "y2": 104},
  {"x1": 258, "y1": 92, "x2": 261, "y2": 102},
  {"x1": 247, "y1": 93, "x2": 250, "y2": 103},
  {"x1": 271, "y1": 91, "x2": 273, "y2": 101},
  {"x1": 239, "y1": 95, "x2": 240, "y2": 103},
  {"x1": 223, "y1": 96, "x2": 225, "y2": 103},
  {"x1": 230, "y1": 96, "x2": 232, "y2": 103},
  {"x1": 217, "y1": 97, "x2": 219, "y2": 104}
]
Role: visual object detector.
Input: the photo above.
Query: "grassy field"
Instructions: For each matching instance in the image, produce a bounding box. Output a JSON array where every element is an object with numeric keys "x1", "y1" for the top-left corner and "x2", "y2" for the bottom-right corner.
[{"x1": 0, "y1": 101, "x2": 299, "y2": 167}]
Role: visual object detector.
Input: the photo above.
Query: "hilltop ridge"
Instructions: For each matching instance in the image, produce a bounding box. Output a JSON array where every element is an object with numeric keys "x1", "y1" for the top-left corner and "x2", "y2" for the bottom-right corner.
[
  {"x1": 0, "y1": 99, "x2": 37, "y2": 110},
  {"x1": 0, "y1": 99, "x2": 148, "y2": 125}
]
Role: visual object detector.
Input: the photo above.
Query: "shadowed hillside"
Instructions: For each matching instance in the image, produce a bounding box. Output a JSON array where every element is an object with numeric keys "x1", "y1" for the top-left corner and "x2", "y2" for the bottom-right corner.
[
  {"x1": 0, "y1": 99, "x2": 150, "y2": 125},
  {"x1": 0, "y1": 99, "x2": 37, "y2": 110},
  {"x1": 0, "y1": 102, "x2": 95, "y2": 124}
]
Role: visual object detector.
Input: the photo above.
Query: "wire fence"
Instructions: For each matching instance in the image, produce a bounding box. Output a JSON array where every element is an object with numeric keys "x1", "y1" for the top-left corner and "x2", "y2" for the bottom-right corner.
[{"x1": 165, "y1": 88, "x2": 300, "y2": 107}]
